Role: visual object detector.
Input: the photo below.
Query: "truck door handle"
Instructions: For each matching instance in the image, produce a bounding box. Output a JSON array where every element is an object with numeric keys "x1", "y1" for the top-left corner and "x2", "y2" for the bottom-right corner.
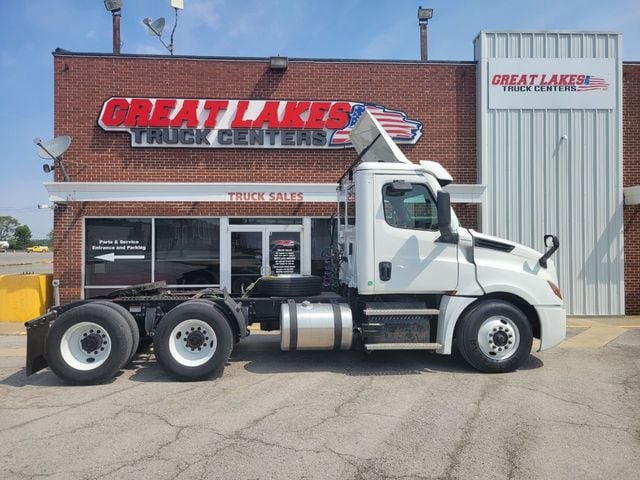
[{"x1": 379, "y1": 261, "x2": 392, "y2": 281}]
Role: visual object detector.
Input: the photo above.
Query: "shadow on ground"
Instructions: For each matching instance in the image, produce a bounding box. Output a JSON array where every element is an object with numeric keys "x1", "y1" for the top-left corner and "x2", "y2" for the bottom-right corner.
[{"x1": 1, "y1": 332, "x2": 544, "y2": 387}]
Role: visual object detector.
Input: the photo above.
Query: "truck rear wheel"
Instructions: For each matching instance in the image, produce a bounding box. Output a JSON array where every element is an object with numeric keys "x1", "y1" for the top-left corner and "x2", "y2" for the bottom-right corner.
[
  {"x1": 92, "y1": 301, "x2": 140, "y2": 366},
  {"x1": 154, "y1": 301, "x2": 233, "y2": 381},
  {"x1": 456, "y1": 300, "x2": 533, "y2": 373},
  {"x1": 46, "y1": 303, "x2": 134, "y2": 385}
]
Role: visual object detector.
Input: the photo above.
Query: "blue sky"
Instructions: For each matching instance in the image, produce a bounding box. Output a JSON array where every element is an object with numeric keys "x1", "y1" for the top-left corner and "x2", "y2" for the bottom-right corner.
[{"x1": 0, "y1": 0, "x2": 638, "y2": 238}]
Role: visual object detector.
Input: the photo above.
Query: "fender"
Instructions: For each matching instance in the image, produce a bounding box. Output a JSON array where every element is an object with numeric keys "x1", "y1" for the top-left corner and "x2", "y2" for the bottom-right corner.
[{"x1": 436, "y1": 295, "x2": 476, "y2": 354}]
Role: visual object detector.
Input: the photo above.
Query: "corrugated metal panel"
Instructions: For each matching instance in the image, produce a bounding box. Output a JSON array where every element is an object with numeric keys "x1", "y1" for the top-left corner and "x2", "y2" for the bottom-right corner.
[{"x1": 475, "y1": 32, "x2": 624, "y2": 315}]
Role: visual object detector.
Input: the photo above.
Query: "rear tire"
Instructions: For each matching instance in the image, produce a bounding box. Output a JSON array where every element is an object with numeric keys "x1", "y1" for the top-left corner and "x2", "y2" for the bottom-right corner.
[
  {"x1": 456, "y1": 300, "x2": 533, "y2": 373},
  {"x1": 46, "y1": 303, "x2": 133, "y2": 385},
  {"x1": 154, "y1": 301, "x2": 234, "y2": 381},
  {"x1": 93, "y1": 301, "x2": 140, "y2": 366}
]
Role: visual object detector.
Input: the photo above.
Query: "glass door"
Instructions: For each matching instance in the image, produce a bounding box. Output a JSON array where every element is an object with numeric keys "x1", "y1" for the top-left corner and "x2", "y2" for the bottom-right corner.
[
  {"x1": 228, "y1": 225, "x2": 303, "y2": 293},
  {"x1": 230, "y1": 230, "x2": 263, "y2": 294}
]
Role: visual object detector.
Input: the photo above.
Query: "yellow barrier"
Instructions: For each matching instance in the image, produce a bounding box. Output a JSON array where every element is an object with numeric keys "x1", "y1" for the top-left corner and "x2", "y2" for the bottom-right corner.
[{"x1": 0, "y1": 274, "x2": 53, "y2": 322}]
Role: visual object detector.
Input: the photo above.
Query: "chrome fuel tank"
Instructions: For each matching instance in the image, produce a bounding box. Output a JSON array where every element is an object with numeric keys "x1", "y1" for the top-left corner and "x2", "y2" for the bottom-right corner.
[{"x1": 280, "y1": 301, "x2": 353, "y2": 351}]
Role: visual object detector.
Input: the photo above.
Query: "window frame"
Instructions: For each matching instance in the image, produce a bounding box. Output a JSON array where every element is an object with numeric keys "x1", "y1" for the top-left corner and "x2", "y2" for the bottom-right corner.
[{"x1": 381, "y1": 182, "x2": 439, "y2": 232}]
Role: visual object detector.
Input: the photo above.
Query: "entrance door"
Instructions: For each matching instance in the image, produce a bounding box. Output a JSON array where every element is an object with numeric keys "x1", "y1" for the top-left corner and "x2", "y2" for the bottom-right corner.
[{"x1": 228, "y1": 225, "x2": 303, "y2": 293}]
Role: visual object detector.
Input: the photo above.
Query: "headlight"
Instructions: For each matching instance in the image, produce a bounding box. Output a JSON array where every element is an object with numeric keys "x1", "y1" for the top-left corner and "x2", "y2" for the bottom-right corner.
[{"x1": 547, "y1": 281, "x2": 562, "y2": 299}]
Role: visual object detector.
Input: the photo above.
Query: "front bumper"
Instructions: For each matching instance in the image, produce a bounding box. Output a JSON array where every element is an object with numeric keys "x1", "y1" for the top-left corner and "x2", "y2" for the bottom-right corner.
[{"x1": 535, "y1": 305, "x2": 566, "y2": 351}]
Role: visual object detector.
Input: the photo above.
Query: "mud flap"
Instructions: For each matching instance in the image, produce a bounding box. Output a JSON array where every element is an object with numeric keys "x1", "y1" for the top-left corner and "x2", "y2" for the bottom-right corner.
[{"x1": 24, "y1": 311, "x2": 56, "y2": 376}]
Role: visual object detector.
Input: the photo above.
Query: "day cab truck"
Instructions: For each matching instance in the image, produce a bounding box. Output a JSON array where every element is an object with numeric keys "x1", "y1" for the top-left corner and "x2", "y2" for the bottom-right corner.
[{"x1": 24, "y1": 111, "x2": 566, "y2": 385}]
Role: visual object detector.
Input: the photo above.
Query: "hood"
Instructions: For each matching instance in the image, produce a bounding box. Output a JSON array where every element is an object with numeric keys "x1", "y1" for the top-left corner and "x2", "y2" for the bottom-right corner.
[
  {"x1": 469, "y1": 229, "x2": 559, "y2": 281},
  {"x1": 469, "y1": 230, "x2": 545, "y2": 264}
]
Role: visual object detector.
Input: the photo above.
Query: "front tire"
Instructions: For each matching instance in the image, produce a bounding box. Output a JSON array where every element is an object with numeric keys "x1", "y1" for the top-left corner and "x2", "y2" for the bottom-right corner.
[
  {"x1": 46, "y1": 303, "x2": 134, "y2": 385},
  {"x1": 456, "y1": 300, "x2": 533, "y2": 373},
  {"x1": 154, "y1": 301, "x2": 234, "y2": 381}
]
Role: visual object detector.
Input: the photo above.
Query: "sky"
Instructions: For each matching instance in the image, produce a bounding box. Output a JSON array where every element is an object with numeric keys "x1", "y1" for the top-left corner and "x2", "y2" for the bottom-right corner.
[{"x1": 0, "y1": 0, "x2": 638, "y2": 238}]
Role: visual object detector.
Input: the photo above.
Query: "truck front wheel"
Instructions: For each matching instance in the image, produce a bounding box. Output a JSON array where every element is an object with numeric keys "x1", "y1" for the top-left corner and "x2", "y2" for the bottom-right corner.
[
  {"x1": 154, "y1": 301, "x2": 233, "y2": 381},
  {"x1": 456, "y1": 300, "x2": 533, "y2": 373}
]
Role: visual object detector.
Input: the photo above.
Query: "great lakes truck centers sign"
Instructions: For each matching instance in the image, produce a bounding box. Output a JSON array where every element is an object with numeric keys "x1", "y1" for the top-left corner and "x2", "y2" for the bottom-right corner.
[
  {"x1": 488, "y1": 58, "x2": 616, "y2": 109},
  {"x1": 98, "y1": 98, "x2": 422, "y2": 149}
]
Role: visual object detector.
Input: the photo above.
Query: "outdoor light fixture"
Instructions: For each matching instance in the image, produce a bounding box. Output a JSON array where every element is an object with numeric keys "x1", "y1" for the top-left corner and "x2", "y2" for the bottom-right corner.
[
  {"x1": 104, "y1": 0, "x2": 122, "y2": 12},
  {"x1": 269, "y1": 56, "x2": 288, "y2": 70},
  {"x1": 417, "y1": 6, "x2": 433, "y2": 22}
]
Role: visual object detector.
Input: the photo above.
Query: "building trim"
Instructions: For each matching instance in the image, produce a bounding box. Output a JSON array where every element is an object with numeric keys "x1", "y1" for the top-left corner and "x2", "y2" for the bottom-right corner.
[{"x1": 44, "y1": 182, "x2": 486, "y2": 204}]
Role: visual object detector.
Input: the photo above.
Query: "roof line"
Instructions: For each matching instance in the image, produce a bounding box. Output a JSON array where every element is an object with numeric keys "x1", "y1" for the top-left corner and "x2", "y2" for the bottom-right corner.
[{"x1": 51, "y1": 48, "x2": 476, "y2": 65}]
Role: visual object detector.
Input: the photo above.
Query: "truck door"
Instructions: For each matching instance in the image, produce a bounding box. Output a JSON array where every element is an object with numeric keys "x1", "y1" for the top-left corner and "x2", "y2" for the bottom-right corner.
[{"x1": 373, "y1": 175, "x2": 458, "y2": 293}]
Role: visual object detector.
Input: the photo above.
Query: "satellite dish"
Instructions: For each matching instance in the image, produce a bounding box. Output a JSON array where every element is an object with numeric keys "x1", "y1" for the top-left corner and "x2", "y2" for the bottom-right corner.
[
  {"x1": 143, "y1": 17, "x2": 165, "y2": 36},
  {"x1": 36, "y1": 136, "x2": 71, "y2": 159}
]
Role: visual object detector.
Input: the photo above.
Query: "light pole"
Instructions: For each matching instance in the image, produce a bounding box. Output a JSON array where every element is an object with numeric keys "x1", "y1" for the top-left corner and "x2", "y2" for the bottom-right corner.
[
  {"x1": 104, "y1": 0, "x2": 122, "y2": 55},
  {"x1": 417, "y1": 7, "x2": 433, "y2": 62}
]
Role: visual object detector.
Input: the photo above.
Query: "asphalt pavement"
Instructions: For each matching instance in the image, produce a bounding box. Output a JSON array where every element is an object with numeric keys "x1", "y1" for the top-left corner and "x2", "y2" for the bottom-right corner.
[
  {"x1": 0, "y1": 323, "x2": 638, "y2": 480},
  {"x1": 0, "y1": 251, "x2": 53, "y2": 275}
]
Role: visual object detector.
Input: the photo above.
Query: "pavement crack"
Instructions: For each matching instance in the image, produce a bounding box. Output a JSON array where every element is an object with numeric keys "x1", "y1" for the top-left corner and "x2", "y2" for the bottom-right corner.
[
  {"x1": 302, "y1": 376, "x2": 375, "y2": 431},
  {"x1": 507, "y1": 384, "x2": 619, "y2": 421},
  {"x1": 441, "y1": 380, "x2": 491, "y2": 479}
]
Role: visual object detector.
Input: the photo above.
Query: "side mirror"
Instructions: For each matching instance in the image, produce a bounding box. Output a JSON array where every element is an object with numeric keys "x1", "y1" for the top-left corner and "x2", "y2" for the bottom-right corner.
[{"x1": 437, "y1": 190, "x2": 457, "y2": 243}]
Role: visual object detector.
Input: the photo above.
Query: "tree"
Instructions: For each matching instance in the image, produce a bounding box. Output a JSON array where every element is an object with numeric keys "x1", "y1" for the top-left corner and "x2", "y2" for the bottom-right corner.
[
  {"x1": 14, "y1": 225, "x2": 32, "y2": 249},
  {"x1": 0, "y1": 216, "x2": 19, "y2": 241}
]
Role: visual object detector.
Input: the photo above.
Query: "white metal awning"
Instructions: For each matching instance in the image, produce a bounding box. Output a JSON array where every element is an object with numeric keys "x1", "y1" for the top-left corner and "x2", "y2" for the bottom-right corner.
[{"x1": 44, "y1": 182, "x2": 486, "y2": 204}]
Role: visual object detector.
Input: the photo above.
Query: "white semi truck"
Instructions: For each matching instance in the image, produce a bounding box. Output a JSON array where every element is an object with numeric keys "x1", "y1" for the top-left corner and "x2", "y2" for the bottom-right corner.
[{"x1": 25, "y1": 111, "x2": 565, "y2": 384}]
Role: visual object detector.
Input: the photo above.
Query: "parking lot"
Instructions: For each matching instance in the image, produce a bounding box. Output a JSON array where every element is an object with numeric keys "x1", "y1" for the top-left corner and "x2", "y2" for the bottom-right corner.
[
  {"x1": 0, "y1": 251, "x2": 53, "y2": 275},
  {"x1": 0, "y1": 322, "x2": 638, "y2": 480}
]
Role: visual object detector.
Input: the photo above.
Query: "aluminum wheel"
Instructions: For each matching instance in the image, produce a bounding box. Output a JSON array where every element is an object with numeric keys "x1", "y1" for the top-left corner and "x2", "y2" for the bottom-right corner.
[
  {"x1": 168, "y1": 319, "x2": 218, "y2": 367},
  {"x1": 60, "y1": 321, "x2": 112, "y2": 371},
  {"x1": 477, "y1": 316, "x2": 520, "y2": 360}
]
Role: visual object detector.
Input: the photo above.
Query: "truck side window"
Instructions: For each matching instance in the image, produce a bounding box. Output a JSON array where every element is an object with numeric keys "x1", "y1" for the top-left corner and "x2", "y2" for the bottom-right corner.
[{"x1": 382, "y1": 183, "x2": 438, "y2": 230}]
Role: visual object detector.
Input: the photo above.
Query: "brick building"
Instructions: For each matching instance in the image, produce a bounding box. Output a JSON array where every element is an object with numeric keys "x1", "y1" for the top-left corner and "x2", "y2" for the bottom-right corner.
[{"x1": 47, "y1": 31, "x2": 640, "y2": 315}]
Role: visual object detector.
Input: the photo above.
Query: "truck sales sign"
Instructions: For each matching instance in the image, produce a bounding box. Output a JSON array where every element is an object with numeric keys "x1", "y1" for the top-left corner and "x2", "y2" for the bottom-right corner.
[
  {"x1": 488, "y1": 58, "x2": 617, "y2": 109},
  {"x1": 98, "y1": 98, "x2": 422, "y2": 149}
]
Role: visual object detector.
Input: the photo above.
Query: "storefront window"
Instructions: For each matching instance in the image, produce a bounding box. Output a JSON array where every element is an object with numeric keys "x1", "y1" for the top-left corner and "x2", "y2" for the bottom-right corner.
[
  {"x1": 155, "y1": 219, "x2": 220, "y2": 286},
  {"x1": 85, "y1": 218, "x2": 152, "y2": 289}
]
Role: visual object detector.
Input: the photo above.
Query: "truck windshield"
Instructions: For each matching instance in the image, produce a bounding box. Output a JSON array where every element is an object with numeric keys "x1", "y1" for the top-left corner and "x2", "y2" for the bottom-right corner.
[{"x1": 382, "y1": 183, "x2": 438, "y2": 230}]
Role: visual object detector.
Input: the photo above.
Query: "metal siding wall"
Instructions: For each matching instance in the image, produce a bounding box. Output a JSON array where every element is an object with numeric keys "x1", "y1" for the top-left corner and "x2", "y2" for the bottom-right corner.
[{"x1": 476, "y1": 32, "x2": 624, "y2": 315}]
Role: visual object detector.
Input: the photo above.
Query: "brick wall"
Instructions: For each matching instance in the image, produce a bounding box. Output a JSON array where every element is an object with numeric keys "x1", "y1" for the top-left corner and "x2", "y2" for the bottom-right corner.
[
  {"x1": 52, "y1": 54, "x2": 479, "y2": 302},
  {"x1": 623, "y1": 64, "x2": 640, "y2": 315},
  {"x1": 53, "y1": 55, "x2": 477, "y2": 184}
]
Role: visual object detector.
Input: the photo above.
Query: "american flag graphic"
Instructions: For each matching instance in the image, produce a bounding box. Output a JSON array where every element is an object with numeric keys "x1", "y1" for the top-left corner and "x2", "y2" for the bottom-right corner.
[
  {"x1": 577, "y1": 75, "x2": 609, "y2": 91},
  {"x1": 329, "y1": 104, "x2": 422, "y2": 146}
]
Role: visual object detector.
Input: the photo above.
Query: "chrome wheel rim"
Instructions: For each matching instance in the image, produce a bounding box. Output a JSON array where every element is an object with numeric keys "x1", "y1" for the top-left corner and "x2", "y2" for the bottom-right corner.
[
  {"x1": 60, "y1": 322, "x2": 112, "y2": 371},
  {"x1": 477, "y1": 316, "x2": 520, "y2": 360},
  {"x1": 168, "y1": 319, "x2": 217, "y2": 367}
]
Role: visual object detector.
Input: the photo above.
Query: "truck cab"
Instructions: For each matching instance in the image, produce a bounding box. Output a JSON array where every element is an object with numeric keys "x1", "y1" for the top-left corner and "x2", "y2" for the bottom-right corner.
[{"x1": 337, "y1": 109, "x2": 566, "y2": 369}]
